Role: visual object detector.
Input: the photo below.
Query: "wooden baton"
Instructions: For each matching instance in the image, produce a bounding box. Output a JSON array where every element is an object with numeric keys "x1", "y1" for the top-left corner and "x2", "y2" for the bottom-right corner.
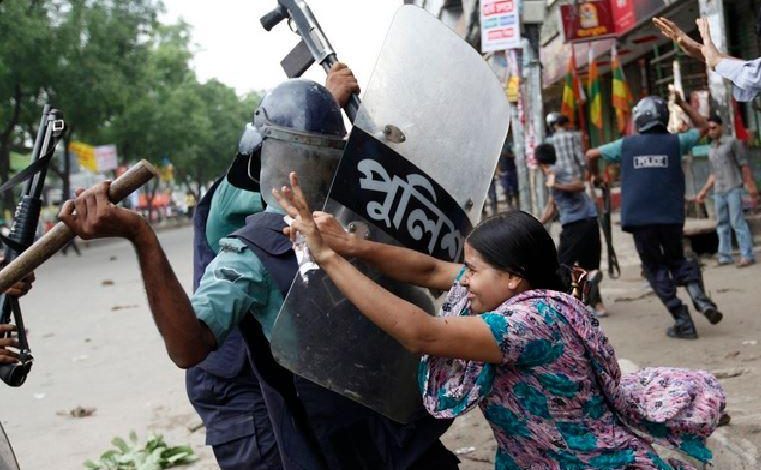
[{"x1": 0, "y1": 159, "x2": 158, "y2": 292}]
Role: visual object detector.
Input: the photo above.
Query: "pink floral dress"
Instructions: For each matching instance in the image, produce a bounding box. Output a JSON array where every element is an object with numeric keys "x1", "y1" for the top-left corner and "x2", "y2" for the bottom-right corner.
[{"x1": 419, "y1": 275, "x2": 726, "y2": 469}]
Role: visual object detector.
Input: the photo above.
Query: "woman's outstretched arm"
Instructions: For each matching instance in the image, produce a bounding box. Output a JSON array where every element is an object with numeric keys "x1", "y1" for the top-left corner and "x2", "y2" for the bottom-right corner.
[
  {"x1": 307, "y1": 212, "x2": 462, "y2": 291},
  {"x1": 273, "y1": 173, "x2": 501, "y2": 363}
]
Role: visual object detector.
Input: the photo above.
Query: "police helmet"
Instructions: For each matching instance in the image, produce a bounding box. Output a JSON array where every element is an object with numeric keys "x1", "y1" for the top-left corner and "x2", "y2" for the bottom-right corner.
[
  {"x1": 633, "y1": 96, "x2": 669, "y2": 133},
  {"x1": 226, "y1": 79, "x2": 346, "y2": 194},
  {"x1": 253, "y1": 79, "x2": 347, "y2": 211}
]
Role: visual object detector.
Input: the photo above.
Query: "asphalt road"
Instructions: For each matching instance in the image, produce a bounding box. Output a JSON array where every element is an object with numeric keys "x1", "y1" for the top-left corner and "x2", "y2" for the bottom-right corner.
[{"x1": 0, "y1": 226, "x2": 218, "y2": 470}]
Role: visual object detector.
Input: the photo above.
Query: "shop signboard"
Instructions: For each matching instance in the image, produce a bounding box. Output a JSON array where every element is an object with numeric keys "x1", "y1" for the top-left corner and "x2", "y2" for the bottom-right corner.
[
  {"x1": 560, "y1": 0, "x2": 615, "y2": 42},
  {"x1": 481, "y1": 0, "x2": 521, "y2": 52},
  {"x1": 610, "y1": 0, "x2": 666, "y2": 36}
]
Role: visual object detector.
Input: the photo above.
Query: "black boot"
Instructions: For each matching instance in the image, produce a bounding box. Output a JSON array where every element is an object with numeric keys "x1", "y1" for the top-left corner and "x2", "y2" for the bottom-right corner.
[
  {"x1": 666, "y1": 305, "x2": 698, "y2": 339},
  {"x1": 686, "y1": 282, "x2": 723, "y2": 325}
]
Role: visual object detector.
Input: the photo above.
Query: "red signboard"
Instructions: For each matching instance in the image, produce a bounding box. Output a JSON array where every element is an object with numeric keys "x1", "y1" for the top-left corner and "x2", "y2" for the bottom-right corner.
[
  {"x1": 561, "y1": 0, "x2": 615, "y2": 42},
  {"x1": 610, "y1": 0, "x2": 637, "y2": 33}
]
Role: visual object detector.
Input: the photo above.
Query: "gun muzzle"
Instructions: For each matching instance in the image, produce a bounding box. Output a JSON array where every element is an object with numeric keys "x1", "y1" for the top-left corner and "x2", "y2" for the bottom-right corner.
[{"x1": 0, "y1": 354, "x2": 32, "y2": 387}]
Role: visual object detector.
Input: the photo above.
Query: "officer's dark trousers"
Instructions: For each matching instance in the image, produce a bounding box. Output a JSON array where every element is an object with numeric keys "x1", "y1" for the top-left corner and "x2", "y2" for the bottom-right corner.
[
  {"x1": 186, "y1": 365, "x2": 281, "y2": 470},
  {"x1": 630, "y1": 224, "x2": 701, "y2": 313}
]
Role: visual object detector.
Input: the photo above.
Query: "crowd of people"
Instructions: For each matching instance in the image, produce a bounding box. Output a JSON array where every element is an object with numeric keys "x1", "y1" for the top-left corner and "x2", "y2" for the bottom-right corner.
[{"x1": 4, "y1": 13, "x2": 760, "y2": 470}]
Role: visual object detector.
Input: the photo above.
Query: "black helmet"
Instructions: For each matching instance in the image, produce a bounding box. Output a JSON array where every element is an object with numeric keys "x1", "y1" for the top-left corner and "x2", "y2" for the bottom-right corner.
[
  {"x1": 633, "y1": 96, "x2": 669, "y2": 133},
  {"x1": 253, "y1": 78, "x2": 345, "y2": 137},
  {"x1": 226, "y1": 79, "x2": 346, "y2": 196},
  {"x1": 254, "y1": 79, "x2": 347, "y2": 211}
]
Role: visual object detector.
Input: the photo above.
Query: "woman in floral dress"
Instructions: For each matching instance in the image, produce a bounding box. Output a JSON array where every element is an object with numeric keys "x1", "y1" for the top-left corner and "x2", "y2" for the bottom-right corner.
[{"x1": 274, "y1": 173, "x2": 725, "y2": 469}]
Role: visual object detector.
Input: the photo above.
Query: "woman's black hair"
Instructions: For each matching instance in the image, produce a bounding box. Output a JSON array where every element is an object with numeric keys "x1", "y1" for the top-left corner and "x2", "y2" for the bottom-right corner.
[{"x1": 466, "y1": 211, "x2": 566, "y2": 291}]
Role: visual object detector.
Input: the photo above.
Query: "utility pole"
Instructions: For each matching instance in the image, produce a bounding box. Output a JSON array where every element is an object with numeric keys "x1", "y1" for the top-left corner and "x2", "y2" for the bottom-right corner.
[
  {"x1": 521, "y1": 1, "x2": 546, "y2": 216},
  {"x1": 698, "y1": 0, "x2": 734, "y2": 136},
  {"x1": 523, "y1": 23, "x2": 545, "y2": 216}
]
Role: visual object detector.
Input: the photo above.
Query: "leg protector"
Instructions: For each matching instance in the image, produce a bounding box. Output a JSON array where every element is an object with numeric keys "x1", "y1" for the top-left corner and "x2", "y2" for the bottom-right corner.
[
  {"x1": 680, "y1": 256, "x2": 723, "y2": 325},
  {"x1": 686, "y1": 282, "x2": 723, "y2": 324},
  {"x1": 666, "y1": 305, "x2": 698, "y2": 339}
]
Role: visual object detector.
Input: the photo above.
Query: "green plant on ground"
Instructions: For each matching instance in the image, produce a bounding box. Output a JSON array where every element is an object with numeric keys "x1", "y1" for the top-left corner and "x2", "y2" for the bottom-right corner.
[{"x1": 84, "y1": 431, "x2": 197, "y2": 470}]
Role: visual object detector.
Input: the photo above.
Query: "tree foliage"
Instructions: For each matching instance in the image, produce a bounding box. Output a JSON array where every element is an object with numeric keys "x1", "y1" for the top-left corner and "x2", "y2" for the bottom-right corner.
[{"x1": 0, "y1": 0, "x2": 261, "y2": 212}]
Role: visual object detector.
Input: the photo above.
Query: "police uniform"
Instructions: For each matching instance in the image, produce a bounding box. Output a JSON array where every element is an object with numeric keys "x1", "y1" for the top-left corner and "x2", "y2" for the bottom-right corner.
[
  {"x1": 186, "y1": 177, "x2": 281, "y2": 470},
  {"x1": 598, "y1": 126, "x2": 721, "y2": 337},
  {"x1": 190, "y1": 208, "x2": 456, "y2": 470},
  {"x1": 188, "y1": 78, "x2": 458, "y2": 469}
]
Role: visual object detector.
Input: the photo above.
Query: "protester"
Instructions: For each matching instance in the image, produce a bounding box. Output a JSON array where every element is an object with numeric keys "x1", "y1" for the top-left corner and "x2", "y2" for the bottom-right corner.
[
  {"x1": 536, "y1": 143, "x2": 607, "y2": 317},
  {"x1": 60, "y1": 78, "x2": 456, "y2": 469},
  {"x1": 654, "y1": 16, "x2": 761, "y2": 101},
  {"x1": 586, "y1": 94, "x2": 722, "y2": 339},
  {"x1": 184, "y1": 63, "x2": 359, "y2": 470},
  {"x1": 697, "y1": 114, "x2": 758, "y2": 267},
  {"x1": 546, "y1": 114, "x2": 585, "y2": 182},
  {"x1": 272, "y1": 173, "x2": 726, "y2": 470}
]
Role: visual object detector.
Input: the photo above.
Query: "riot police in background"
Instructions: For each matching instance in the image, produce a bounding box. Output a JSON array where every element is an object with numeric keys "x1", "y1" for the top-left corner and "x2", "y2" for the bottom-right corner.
[{"x1": 586, "y1": 95, "x2": 723, "y2": 339}]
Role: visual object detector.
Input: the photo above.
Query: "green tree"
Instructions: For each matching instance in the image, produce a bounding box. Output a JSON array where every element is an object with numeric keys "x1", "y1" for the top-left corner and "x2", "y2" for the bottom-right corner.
[
  {"x1": 52, "y1": 0, "x2": 161, "y2": 201},
  {"x1": 0, "y1": 0, "x2": 58, "y2": 213},
  {"x1": 1, "y1": 0, "x2": 263, "y2": 221}
]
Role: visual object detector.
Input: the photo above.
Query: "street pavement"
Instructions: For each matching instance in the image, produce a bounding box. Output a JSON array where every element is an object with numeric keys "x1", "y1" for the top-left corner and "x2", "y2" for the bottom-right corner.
[
  {"x1": 0, "y1": 226, "x2": 216, "y2": 470},
  {"x1": 1, "y1": 220, "x2": 759, "y2": 469}
]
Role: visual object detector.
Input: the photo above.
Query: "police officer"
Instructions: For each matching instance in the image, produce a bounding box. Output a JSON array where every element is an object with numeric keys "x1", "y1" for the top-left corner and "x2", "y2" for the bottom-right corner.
[
  {"x1": 185, "y1": 125, "x2": 274, "y2": 470},
  {"x1": 586, "y1": 95, "x2": 722, "y2": 339},
  {"x1": 185, "y1": 64, "x2": 363, "y2": 470},
  {"x1": 60, "y1": 78, "x2": 456, "y2": 469}
]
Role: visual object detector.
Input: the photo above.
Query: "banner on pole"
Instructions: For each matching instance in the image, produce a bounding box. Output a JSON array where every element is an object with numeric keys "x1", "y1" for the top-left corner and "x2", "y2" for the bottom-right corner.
[{"x1": 94, "y1": 145, "x2": 118, "y2": 172}]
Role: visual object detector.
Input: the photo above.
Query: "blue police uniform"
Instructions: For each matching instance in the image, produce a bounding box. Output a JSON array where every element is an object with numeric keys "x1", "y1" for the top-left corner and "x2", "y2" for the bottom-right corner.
[
  {"x1": 191, "y1": 209, "x2": 457, "y2": 470},
  {"x1": 186, "y1": 177, "x2": 281, "y2": 470},
  {"x1": 598, "y1": 130, "x2": 702, "y2": 314}
]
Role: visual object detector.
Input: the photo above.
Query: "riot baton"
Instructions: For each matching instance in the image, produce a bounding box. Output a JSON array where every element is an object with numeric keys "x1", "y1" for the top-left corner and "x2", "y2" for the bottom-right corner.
[
  {"x1": 0, "y1": 160, "x2": 158, "y2": 297},
  {"x1": 261, "y1": 0, "x2": 361, "y2": 122}
]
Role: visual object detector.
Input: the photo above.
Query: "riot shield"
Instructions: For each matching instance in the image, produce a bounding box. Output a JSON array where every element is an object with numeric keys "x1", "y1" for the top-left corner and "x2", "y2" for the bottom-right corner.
[
  {"x1": 270, "y1": 5, "x2": 510, "y2": 423},
  {"x1": 0, "y1": 422, "x2": 19, "y2": 470}
]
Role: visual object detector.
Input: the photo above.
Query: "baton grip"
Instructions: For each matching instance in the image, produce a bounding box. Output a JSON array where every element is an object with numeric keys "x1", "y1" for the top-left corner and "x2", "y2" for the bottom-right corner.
[{"x1": 0, "y1": 159, "x2": 158, "y2": 292}]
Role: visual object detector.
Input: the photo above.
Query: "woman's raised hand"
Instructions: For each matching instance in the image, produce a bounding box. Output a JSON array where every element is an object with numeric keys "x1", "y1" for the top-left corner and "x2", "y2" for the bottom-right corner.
[{"x1": 272, "y1": 172, "x2": 336, "y2": 264}]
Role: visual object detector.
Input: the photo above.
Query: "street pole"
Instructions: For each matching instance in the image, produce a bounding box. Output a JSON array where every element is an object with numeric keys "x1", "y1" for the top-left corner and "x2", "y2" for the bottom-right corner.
[
  {"x1": 524, "y1": 23, "x2": 546, "y2": 216},
  {"x1": 512, "y1": 95, "x2": 531, "y2": 213},
  {"x1": 698, "y1": 0, "x2": 734, "y2": 136}
]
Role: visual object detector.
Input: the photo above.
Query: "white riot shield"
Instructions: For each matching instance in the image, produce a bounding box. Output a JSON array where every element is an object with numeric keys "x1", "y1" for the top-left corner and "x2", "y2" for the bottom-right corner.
[
  {"x1": 0, "y1": 422, "x2": 19, "y2": 470},
  {"x1": 270, "y1": 5, "x2": 510, "y2": 423}
]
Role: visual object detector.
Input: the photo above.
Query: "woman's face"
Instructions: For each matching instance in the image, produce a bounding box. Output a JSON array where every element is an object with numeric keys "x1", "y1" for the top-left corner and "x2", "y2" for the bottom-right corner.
[{"x1": 461, "y1": 243, "x2": 523, "y2": 314}]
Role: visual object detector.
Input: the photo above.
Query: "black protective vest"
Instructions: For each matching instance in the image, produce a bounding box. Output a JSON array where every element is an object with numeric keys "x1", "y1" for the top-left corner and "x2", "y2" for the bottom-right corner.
[
  {"x1": 230, "y1": 212, "x2": 453, "y2": 470},
  {"x1": 620, "y1": 133, "x2": 685, "y2": 230}
]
